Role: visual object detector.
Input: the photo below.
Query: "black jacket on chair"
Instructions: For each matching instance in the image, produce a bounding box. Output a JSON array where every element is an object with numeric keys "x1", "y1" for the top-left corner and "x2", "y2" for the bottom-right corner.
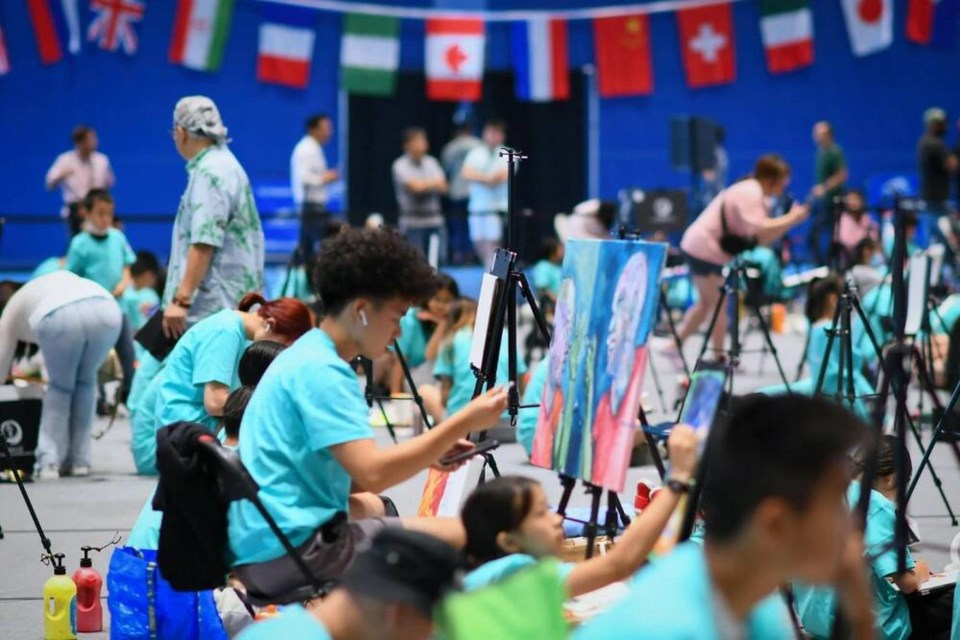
[{"x1": 153, "y1": 421, "x2": 229, "y2": 591}]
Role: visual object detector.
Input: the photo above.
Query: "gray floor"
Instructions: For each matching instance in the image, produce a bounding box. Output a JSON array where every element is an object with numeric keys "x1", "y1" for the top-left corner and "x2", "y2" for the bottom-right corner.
[{"x1": 3, "y1": 326, "x2": 960, "y2": 639}]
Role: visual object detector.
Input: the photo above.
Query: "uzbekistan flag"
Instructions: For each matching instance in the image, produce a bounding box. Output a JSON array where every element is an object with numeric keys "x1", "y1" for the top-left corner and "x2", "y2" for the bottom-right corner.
[
  {"x1": 257, "y1": 5, "x2": 317, "y2": 89},
  {"x1": 511, "y1": 18, "x2": 569, "y2": 102},
  {"x1": 907, "y1": 0, "x2": 960, "y2": 46},
  {"x1": 27, "y1": 0, "x2": 82, "y2": 65},
  {"x1": 169, "y1": 0, "x2": 236, "y2": 72}
]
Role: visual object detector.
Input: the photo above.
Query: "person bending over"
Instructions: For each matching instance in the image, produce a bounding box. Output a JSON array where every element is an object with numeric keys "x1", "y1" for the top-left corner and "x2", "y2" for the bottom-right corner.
[
  {"x1": 227, "y1": 228, "x2": 508, "y2": 601},
  {"x1": 575, "y1": 394, "x2": 875, "y2": 640}
]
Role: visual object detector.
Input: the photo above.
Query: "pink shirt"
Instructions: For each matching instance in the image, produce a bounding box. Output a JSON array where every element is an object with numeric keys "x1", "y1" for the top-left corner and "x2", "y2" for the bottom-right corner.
[
  {"x1": 45, "y1": 149, "x2": 115, "y2": 214},
  {"x1": 837, "y1": 211, "x2": 878, "y2": 253},
  {"x1": 680, "y1": 179, "x2": 771, "y2": 266}
]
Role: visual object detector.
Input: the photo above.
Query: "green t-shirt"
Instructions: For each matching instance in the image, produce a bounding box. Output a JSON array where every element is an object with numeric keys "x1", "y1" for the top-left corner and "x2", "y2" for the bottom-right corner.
[{"x1": 815, "y1": 144, "x2": 846, "y2": 201}]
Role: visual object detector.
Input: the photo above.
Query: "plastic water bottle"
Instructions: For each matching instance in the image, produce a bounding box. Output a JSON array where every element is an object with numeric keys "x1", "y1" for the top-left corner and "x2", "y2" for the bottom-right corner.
[
  {"x1": 72, "y1": 547, "x2": 103, "y2": 633},
  {"x1": 634, "y1": 481, "x2": 652, "y2": 518},
  {"x1": 44, "y1": 554, "x2": 77, "y2": 640}
]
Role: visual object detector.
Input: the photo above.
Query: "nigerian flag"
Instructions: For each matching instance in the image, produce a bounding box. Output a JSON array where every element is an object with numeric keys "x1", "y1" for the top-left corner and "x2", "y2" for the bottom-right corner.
[{"x1": 340, "y1": 13, "x2": 400, "y2": 96}]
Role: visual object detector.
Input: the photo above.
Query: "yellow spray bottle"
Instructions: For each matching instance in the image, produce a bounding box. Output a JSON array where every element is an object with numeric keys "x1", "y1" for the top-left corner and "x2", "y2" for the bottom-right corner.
[{"x1": 43, "y1": 553, "x2": 77, "y2": 640}]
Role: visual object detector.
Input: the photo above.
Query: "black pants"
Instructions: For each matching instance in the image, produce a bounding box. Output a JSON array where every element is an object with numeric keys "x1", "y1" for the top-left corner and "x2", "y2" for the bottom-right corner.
[
  {"x1": 66, "y1": 202, "x2": 85, "y2": 238},
  {"x1": 906, "y1": 588, "x2": 953, "y2": 640},
  {"x1": 298, "y1": 204, "x2": 330, "y2": 265}
]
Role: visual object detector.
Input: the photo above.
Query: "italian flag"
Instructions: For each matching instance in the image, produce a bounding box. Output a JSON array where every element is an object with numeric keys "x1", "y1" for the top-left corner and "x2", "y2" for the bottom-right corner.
[
  {"x1": 340, "y1": 13, "x2": 399, "y2": 96},
  {"x1": 169, "y1": 0, "x2": 235, "y2": 72},
  {"x1": 759, "y1": 0, "x2": 813, "y2": 74}
]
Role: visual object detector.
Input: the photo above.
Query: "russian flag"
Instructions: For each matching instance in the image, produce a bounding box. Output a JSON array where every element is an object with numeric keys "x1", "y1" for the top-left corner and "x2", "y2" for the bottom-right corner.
[
  {"x1": 907, "y1": 0, "x2": 960, "y2": 46},
  {"x1": 511, "y1": 18, "x2": 569, "y2": 102},
  {"x1": 27, "y1": 0, "x2": 81, "y2": 65},
  {"x1": 257, "y1": 4, "x2": 316, "y2": 89}
]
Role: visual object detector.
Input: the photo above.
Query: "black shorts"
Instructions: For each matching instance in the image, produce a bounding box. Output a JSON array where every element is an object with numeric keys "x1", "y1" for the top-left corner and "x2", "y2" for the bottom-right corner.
[{"x1": 683, "y1": 251, "x2": 725, "y2": 277}]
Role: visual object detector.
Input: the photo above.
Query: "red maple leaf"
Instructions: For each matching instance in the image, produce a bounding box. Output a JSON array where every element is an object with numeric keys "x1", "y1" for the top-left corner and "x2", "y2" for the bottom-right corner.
[
  {"x1": 445, "y1": 44, "x2": 467, "y2": 73},
  {"x1": 858, "y1": 0, "x2": 883, "y2": 23}
]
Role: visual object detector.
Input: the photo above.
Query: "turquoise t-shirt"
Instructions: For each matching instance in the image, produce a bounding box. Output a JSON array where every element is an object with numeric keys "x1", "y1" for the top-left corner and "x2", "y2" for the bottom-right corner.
[
  {"x1": 237, "y1": 605, "x2": 331, "y2": 640},
  {"x1": 66, "y1": 228, "x2": 135, "y2": 291},
  {"x1": 120, "y1": 287, "x2": 161, "y2": 333},
  {"x1": 574, "y1": 543, "x2": 794, "y2": 640},
  {"x1": 517, "y1": 358, "x2": 549, "y2": 457},
  {"x1": 155, "y1": 309, "x2": 248, "y2": 433},
  {"x1": 935, "y1": 295, "x2": 960, "y2": 336},
  {"x1": 131, "y1": 374, "x2": 163, "y2": 475},
  {"x1": 229, "y1": 329, "x2": 374, "y2": 565},
  {"x1": 532, "y1": 260, "x2": 562, "y2": 299},
  {"x1": 434, "y1": 327, "x2": 526, "y2": 417},
  {"x1": 793, "y1": 481, "x2": 914, "y2": 640},
  {"x1": 395, "y1": 308, "x2": 431, "y2": 368},
  {"x1": 464, "y1": 553, "x2": 574, "y2": 592},
  {"x1": 861, "y1": 282, "x2": 893, "y2": 348},
  {"x1": 951, "y1": 581, "x2": 960, "y2": 640},
  {"x1": 30, "y1": 256, "x2": 64, "y2": 280}
]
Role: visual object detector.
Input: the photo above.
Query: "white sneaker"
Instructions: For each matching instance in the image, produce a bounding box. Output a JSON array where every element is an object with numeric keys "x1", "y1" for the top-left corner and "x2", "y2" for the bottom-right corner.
[
  {"x1": 36, "y1": 466, "x2": 60, "y2": 480},
  {"x1": 71, "y1": 466, "x2": 90, "y2": 477}
]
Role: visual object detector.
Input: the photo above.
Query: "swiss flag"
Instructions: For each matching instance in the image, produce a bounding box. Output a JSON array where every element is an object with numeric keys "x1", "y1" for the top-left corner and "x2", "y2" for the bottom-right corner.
[
  {"x1": 593, "y1": 15, "x2": 654, "y2": 97},
  {"x1": 676, "y1": 3, "x2": 736, "y2": 88},
  {"x1": 426, "y1": 18, "x2": 485, "y2": 101}
]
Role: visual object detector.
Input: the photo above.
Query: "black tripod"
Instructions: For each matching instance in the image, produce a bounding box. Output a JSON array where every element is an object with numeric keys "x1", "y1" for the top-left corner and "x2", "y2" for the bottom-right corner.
[
  {"x1": 357, "y1": 340, "x2": 433, "y2": 444},
  {"x1": 693, "y1": 256, "x2": 791, "y2": 392},
  {"x1": 0, "y1": 432, "x2": 54, "y2": 558},
  {"x1": 469, "y1": 148, "x2": 552, "y2": 479}
]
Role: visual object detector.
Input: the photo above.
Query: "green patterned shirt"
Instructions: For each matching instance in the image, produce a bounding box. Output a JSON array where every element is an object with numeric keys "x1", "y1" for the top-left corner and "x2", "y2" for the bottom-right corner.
[{"x1": 164, "y1": 145, "x2": 265, "y2": 324}]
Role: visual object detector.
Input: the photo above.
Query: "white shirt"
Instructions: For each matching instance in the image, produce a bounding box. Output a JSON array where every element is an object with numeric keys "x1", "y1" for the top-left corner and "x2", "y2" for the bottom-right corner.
[
  {"x1": 45, "y1": 149, "x2": 115, "y2": 215},
  {"x1": 290, "y1": 135, "x2": 328, "y2": 207},
  {"x1": 0, "y1": 272, "x2": 113, "y2": 378}
]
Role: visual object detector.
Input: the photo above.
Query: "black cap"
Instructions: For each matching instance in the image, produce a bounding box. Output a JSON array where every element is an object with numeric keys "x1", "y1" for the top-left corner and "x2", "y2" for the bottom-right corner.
[{"x1": 341, "y1": 529, "x2": 465, "y2": 617}]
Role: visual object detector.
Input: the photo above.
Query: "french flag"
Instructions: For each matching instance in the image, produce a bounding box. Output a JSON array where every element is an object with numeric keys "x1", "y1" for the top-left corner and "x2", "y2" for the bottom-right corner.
[
  {"x1": 511, "y1": 18, "x2": 569, "y2": 102},
  {"x1": 907, "y1": 0, "x2": 960, "y2": 46},
  {"x1": 27, "y1": 0, "x2": 81, "y2": 65},
  {"x1": 257, "y1": 4, "x2": 316, "y2": 89}
]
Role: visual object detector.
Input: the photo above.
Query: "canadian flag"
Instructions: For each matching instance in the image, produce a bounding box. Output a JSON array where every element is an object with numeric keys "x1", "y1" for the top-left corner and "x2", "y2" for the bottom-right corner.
[
  {"x1": 840, "y1": 0, "x2": 893, "y2": 56},
  {"x1": 425, "y1": 18, "x2": 485, "y2": 101},
  {"x1": 676, "y1": 3, "x2": 736, "y2": 88}
]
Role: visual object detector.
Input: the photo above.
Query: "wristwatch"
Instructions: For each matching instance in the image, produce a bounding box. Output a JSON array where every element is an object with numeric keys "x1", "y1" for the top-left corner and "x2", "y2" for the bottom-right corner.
[
  {"x1": 665, "y1": 477, "x2": 693, "y2": 494},
  {"x1": 171, "y1": 295, "x2": 192, "y2": 309}
]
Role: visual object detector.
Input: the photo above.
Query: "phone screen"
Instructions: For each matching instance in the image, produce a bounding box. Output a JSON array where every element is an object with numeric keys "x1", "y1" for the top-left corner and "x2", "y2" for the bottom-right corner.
[{"x1": 678, "y1": 367, "x2": 726, "y2": 436}]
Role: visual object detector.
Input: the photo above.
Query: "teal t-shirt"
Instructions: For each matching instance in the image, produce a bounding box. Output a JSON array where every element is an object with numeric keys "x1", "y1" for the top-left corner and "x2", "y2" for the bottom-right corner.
[
  {"x1": 532, "y1": 260, "x2": 562, "y2": 299},
  {"x1": 229, "y1": 329, "x2": 374, "y2": 565},
  {"x1": 518, "y1": 358, "x2": 549, "y2": 457},
  {"x1": 434, "y1": 327, "x2": 526, "y2": 417},
  {"x1": 120, "y1": 287, "x2": 160, "y2": 333},
  {"x1": 155, "y1": 309, "x2": 248, "y2": 433},
  {"x1": 464, "y1": 553, "x2": 574, "y2": 593},
  {"x1": 793, "y1": 481, "x2": 914, "y2": 640},
  {"x1": 66, "y1": 228, "x2": 135, "y2": 291},
  {"x1": 30, "y1": 256, "x2": 64, "y2": 280},
  {"x1": 237, "y1": 605, "x2": 331, "y2": 640},
  {"x1": 935, "y1": 295, "x2": 960, "y2": 335},
  {"x1": 395, "y1": 308, "x2": 431, "y2": 368},
  {"x1": 574, "y1": 543, "x2": 794, "y2": 640},
  {"x1": 861, "y1": 282, "x2": 893, "y2": 348},
  {"x1": 131, "y1": 374, "x2": 164, "y2": 475}
]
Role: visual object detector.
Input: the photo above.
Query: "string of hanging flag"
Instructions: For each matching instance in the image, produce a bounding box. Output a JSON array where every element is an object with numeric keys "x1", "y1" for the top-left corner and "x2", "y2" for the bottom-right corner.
[{"x1": 4, "y1": 0, "x2": 956, "y2": 99}]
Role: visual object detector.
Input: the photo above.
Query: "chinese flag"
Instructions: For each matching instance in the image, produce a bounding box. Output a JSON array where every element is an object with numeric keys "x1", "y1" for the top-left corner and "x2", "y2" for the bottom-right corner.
[
  {"x1": 676, "y1": 3, "x2": 736, "y2": 88},
  {"x1": 593, "y1": 15, "x2": 654, "y2": 97}
]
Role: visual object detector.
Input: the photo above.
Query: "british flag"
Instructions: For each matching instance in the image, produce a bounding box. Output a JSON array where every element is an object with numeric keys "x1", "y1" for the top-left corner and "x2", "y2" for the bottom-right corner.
[{"x1": 87, "y1": 0, "x2": 145, "y2": 54}]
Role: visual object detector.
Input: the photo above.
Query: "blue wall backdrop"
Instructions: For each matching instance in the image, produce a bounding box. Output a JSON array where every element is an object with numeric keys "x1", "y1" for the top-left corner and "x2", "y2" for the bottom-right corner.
[{"x1": 0, "y1": 0, "x2": 958, "y2": 268}]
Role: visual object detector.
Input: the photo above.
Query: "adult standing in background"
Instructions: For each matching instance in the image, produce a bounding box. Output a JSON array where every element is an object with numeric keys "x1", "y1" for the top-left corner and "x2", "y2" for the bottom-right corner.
[
  {"x1": 290, "y1": 113, "x2": 339, "y2": 263},
  {"x1": 807, "y1": 121, "x2": 848, "y2": 265},
  {"x1": 163, "y1": 96, "x2": 265, "y2": 339},
  {"x1": 462, "y1": 119, "x2": 509, "y2": 268},
  {"x1": 918, "y1": 108, "x2": 957, "y2": 214},
  {"x1": 393, "y1": 127, "x2": 448, "y2": 261},
  {"x1": 441, "y1": 122, "x2": 481, "y2": 265},
  {"x1": 45, "y1": 125, "x2": 115, "y2": 238},
  {"x1": 0, "y1": 272, "x2": 122, "y2": 479}
]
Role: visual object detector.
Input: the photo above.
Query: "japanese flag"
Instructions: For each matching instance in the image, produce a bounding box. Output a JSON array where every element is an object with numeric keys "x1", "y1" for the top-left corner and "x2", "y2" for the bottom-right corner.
[{"x1": 841, "y1": 0, "x2": 893, "y2": 56}]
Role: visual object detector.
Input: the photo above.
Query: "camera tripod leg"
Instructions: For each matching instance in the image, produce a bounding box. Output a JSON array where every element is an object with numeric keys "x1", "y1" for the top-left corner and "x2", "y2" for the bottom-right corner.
[
  {"x1": 747, "y1": 297, "x2": 791, "y2": 390},
  {"x1": 393, "y1": 340, "x2": 433, "y2": 430},
  {"x1": 584, "y1": 485, "x2": 603, "y2": 559},
  {"x1": 659, "y1": 287, "x2": 689, "y2": 377},
  {"x1": 695, "y1": 280, "x2": 730, "y2": 369}
]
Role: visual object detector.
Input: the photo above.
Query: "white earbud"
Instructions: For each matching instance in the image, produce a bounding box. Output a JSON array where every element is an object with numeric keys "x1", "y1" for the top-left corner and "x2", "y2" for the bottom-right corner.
[{"x1": 359, "y1": 310, "x2": 369, "y2": 327}]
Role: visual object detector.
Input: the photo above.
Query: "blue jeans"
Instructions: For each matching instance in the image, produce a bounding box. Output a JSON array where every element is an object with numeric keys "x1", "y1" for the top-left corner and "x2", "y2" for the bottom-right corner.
[{"x1": 34, "y1": 297, "x2": 122, "y2": 470}]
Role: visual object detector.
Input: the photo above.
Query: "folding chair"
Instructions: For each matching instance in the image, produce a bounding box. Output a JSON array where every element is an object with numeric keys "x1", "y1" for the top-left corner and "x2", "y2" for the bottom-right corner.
[{"x1": 194, "y1": 435, "x2": 331, "y2": 606}]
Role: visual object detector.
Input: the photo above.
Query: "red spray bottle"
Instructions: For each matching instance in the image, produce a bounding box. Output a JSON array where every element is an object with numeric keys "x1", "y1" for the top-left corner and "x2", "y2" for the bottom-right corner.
[{"x1": 72, "y1": 547, "x2": 102, "y2": 633}]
